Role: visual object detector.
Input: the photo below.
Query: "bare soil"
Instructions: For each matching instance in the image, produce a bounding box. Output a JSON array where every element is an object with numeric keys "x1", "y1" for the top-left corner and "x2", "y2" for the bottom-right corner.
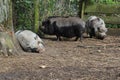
[{"x1": 0, "y1": 35, "x2": 120, "y2": 80}]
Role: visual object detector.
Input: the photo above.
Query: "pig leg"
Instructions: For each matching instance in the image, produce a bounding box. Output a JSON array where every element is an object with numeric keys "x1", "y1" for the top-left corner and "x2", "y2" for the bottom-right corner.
[
  {"x1": 77, "y1": 34, "x2": 83, "y2": 41},
  {"x1": 56, "y1": 35, "x2": 62, "y2": 41},
  {"x1": 89, "y1": 28, "x2": 95, "y2": 38},
  {"x1": 75, "y1": 29, "x2": 83, "y2": 41},
  {"x1": 75, "y1": 35, "x2": 83, "y2": 41},
  {"x1": 75, "y1": 37, "x2": 79, "y2": 41},
  {"x1": 80, "y1": 33, "x2": 83, "y2": 42}
]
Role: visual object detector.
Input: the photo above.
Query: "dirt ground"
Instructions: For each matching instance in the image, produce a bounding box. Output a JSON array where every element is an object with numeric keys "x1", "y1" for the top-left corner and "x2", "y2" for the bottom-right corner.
[{"x1": 0, "y1": 35, "x2": 120, "y2": 80}]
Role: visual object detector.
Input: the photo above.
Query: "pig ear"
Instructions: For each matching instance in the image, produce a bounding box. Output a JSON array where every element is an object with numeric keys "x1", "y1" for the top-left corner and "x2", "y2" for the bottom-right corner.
[
  {"x1": 42, "y1": 21, "x2": 45, "y2": 26},
  {"x1": 91, "y1": 20, "x2": 94, "y2": 22},
  {"x1": 97, "y1": 27, "x2": 100, "y2": 32},
  {"x1": 42, "y1": 19, "x2": 50, "y2": 26},
  {"x1": 34, "y1": 35, "x2": 38, "y2": 40},
  {"x1": 34, "y1": 35, "x2": 44, "y2": 43},
  {"x1": 97, "y1": 17, "x2": 100, "y2": 21},
  {"x1": 52, "y1": 21, "x2": 57, "y2": 28},
  {"x1": 53, "y1": 21, "x2": 56, "y2": 25},
  {"x1": 46, "y1": 20, "x2": 50, "y2": 25}
]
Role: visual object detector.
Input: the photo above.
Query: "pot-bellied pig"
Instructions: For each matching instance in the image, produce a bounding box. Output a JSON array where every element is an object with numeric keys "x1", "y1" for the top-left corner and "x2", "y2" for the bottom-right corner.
[
  {"x1": 15, "y1": 30, "x2": 45, "y2": 53},
  {"x1": 86, "y1": 16, "x2": 107, "y2": 40},
  {"x1": 41, "y1": 17, "x2": 85, "y2": 41}
]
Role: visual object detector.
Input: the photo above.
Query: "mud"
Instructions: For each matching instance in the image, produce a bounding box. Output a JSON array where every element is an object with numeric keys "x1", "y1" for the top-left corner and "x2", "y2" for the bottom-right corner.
[{"x1": 0, "y1": 32, "x2": 120, "y2": 80}]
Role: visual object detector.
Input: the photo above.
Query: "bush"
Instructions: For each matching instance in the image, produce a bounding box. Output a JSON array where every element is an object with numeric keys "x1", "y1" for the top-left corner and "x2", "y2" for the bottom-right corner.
[{"x1": 106, "y1": 24, "x2": 120, "y2": 28}]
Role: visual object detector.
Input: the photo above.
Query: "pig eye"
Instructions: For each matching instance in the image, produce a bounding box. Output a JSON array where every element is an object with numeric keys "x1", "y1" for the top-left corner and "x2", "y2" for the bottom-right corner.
[
  {"x1": 38, "y1": 41, "x2": 40, "y2": 44},
  {"x1": 34, "y1": 37, "x2": 36, "y2": 40},
  {"x1": 26, "y1": 43, "x2": 29, "y2": 46},
  {"x1": 97, "y1": 27, "x2": 100, "y2": 31},
  {"x1": 98, "y1": 27, "x2": 102, "y2": 32},
  {"x1": 34, "y1": 35, "x2": 38, "y2": 40}
]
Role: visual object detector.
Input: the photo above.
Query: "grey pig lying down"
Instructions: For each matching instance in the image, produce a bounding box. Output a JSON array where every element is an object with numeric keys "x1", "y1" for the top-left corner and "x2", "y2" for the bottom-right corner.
[
  {"x1": 41, "y1": 16, "x2": 86, "y2": 41},
  {"x1": 15, "y1": 30, "x2": 45, "y2": 53},
  {"x1": 86, "y1": 16, "x2": 108, "y2": 40}
]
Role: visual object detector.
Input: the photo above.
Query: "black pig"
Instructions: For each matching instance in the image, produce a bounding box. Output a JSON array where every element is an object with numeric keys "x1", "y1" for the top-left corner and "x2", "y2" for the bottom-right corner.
[{"x1": 41, "y1": 17, "x2": 85, "y2": 41}]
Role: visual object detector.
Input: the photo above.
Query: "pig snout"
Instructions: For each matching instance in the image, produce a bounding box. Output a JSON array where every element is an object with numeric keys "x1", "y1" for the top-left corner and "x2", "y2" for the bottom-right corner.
[
  {"x1": 96, "y1": 32, "x2": 107, "y2": 40},
  {"x1": 37, "y1": 42, "x2": 45, "y2": 53},
  {"x1": 37, "y1": 48, "x2": 45, "y2": 53}
]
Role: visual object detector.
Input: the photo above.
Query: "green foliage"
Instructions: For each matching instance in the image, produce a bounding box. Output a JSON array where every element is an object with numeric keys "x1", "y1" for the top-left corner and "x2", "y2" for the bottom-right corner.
[
  {"x1": 91, "y1": 0, "x2": 120, "y2": 4},
  {"x1": 13, "y1": 0, "x2": 80, "y2": 31},
  {"x1": 106, "y1": 24, "x2": 120, "y2": 28},
  {"x1": 86, "y1": 0, "x2": 120, "y2": 5},
  {"x1": 13, "y1": 0, "x2": 120, "y2": 31},
  {"x1": 13, "y1": 0, "x2": 33, "y2": 31},
  {"x1": 39, "y1": 0, "x2": 79, "y2": 21},
  {"x1": 84, "y1": 0, "x2": 120, "y2": 27}
]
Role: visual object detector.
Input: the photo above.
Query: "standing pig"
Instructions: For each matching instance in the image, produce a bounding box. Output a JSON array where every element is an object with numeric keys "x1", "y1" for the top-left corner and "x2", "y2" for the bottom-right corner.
[
  {"x1": 41, "y1": 17, "x2": 85, "y2": 41},
  {"x1": 15, "y1": 30, "x2": 45, "y2": 53},
  {"x1": 86, "y1": 16, "x2": 107, "y2": 40}
]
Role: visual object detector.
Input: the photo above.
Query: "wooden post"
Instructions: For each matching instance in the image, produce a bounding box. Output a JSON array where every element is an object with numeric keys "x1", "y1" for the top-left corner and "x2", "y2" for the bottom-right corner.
[
  {"x1": 79, "y1": 0, "x2": 85, "y2": 19},
  {"x1": 34, "y1": 0, "x2": 40, "y2": 33}
]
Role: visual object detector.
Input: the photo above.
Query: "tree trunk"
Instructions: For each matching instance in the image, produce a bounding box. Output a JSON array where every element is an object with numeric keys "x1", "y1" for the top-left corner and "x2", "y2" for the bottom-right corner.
[
  {"x1": 0, "y1": 0, "x2": 22, "y2": 56},
  {"x1": 0, "y1": 32, "x2": 17, "y2": 56},
  {"x1": 34, "y1": 0, "x2": 40, "y2": 33}
]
